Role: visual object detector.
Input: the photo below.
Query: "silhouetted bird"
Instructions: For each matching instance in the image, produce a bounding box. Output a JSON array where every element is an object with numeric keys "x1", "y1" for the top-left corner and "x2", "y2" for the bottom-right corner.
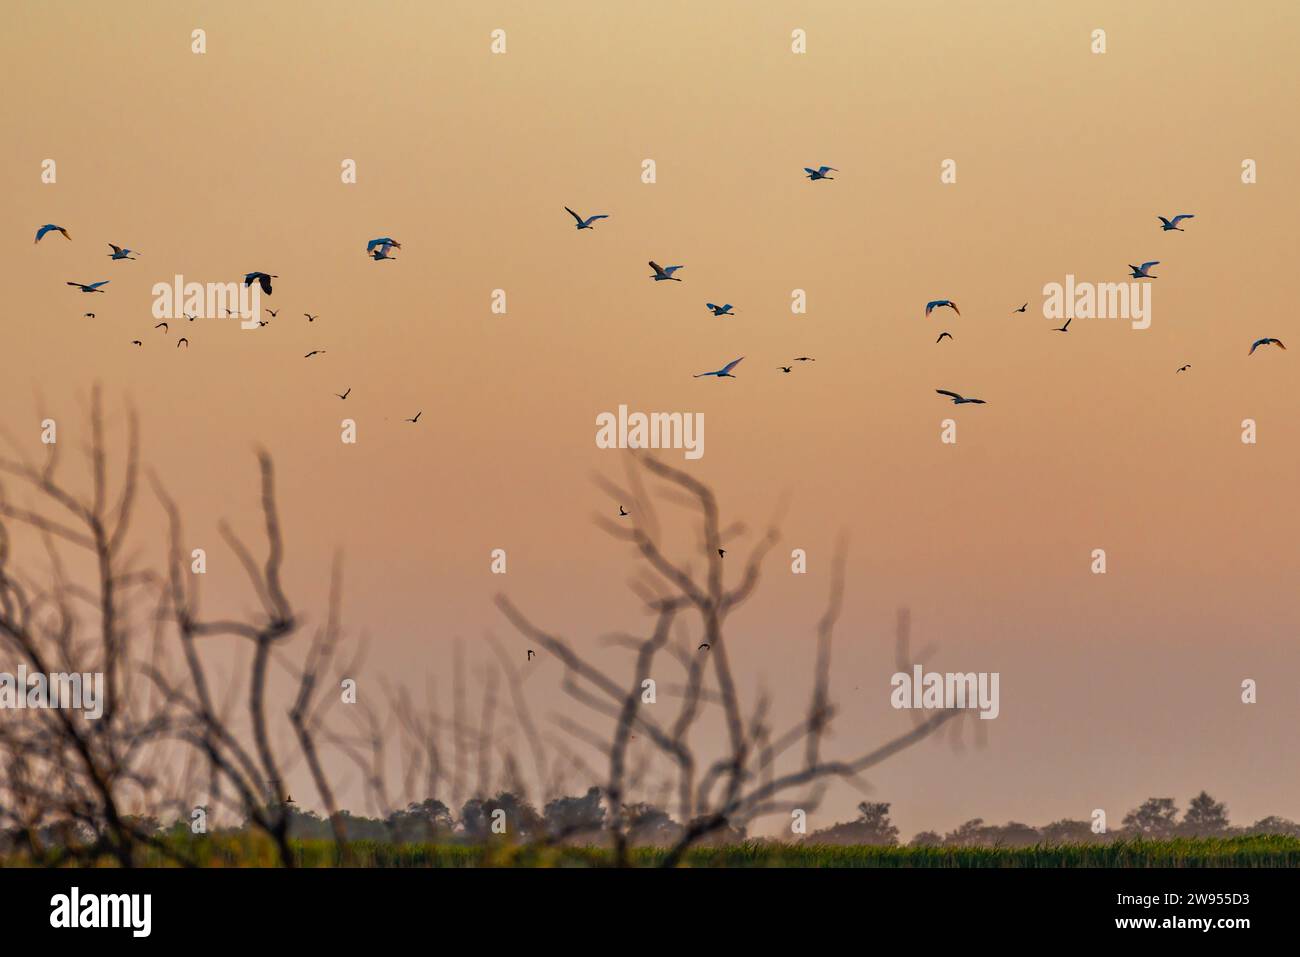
[
  {"x1": 564, "y1": 207, "x2": 609, "y2": 230},
  {"x1": 177, "y1": 337, "x2": 189, "y2": 349},
  {"x1": 936, "y1": 332, "x2": 952, "y2": 343},
  {"x1": 335, "y1": 388, "x2": 351, "y2": 400},
  {"x1": 619, "y1": 505, "x2": 628, "y2": 516},
  {"x1": 1013, "y1": 303, "x2": 1028, "y2": 313},
  {"x1": 698, "y1": 643, "x2": 710, "y2": 651},
  {"x1": 266, "y1": 309, "x2": 278, "y2": 318},
  {"x1": 527, "y1": 650, "x2": 536, "y2": 661},
  {"x1": 131, "y1": 340, "x2": 142, "y2": 347},
  {"x1": 717, "y1": 548, "x2": 726, "y2": 558},
  {"x1": 936, "y1": 389, "x2": 986, "y2": 405},
  {"x1": 1249, "y1": 337, "x2": 1285, "y2": 355},
  {"x1": 1128, "y1": 261, "x2": 1159, "y2": 279},
  {"x1": 67, "y1": 280, "x2": 109, "y2": 293},
  {"x1": 83, "y1": 312, "x2": 95, "y2": 318},
  {"x1": 649, "y1": 261, "x2": 684, "y2": 282},
  {"x1": 778, "y1": 366, "x2": 792, "y2": 373},
  {"x1": 1054, "y1": 318, "x2": 1072, "y2": 332},
  {"x1": 1176, "y1": 364, "x2": 1191, "y2": 373},
  {"x1": 1158, "y1": 214, "x2": 1194, "y2": 232},
  {"x1": 304, "y1": 350, "x2": 325, "y2": 358},
  {"x1": 304, "y1": 313, "x2": 318, "y2": 322},
  {"x1": 244, "y1": 272, "x2": 277, "y2": 294},
  {"x1": 108, "y1": 243, "x2": 139, "y2": 260},
  {"x1": 155, "y1": 322, "x2": 168, "y2": 332},
  {"x1": 706, "y1": 303, "x2": 736, "y2": 316},
  {"x1": 35, "y1": 224, "x2": 71, "y2": 243},
  {"x1": 405, "y1": 411, "x2": 422, "y2": 423},
  {"x1": 804, "y1": 165, "x2": 837, "y2": 180},
  {"x1": 794, "y1": 356, "x2": 816, "y2": 362},
  {"x1": 925, "y1": 299, "x2": 959, "y2": 316},
  {"x1": 694, "y1": 357, "x2": 744, "y2": 378}
]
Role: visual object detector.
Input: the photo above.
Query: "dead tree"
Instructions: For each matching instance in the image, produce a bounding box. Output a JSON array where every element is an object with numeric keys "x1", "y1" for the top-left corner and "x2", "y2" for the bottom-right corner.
[{"x1": 497, "y1": 453, "x2": 965, "y2": 866}]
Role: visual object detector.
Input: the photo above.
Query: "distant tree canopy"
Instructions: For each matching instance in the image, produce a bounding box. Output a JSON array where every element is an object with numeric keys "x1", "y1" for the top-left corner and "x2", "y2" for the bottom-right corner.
[
  {"x1": 805, "y1": 802, "x2": 900, "y2": 847},
  {"x1": 44, "y1": 787, "x2": 1281, "y2": 853}
]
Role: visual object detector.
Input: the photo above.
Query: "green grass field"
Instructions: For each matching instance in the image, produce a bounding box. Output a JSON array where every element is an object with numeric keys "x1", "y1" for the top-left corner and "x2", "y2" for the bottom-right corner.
[{"x1": 8, "y1": 834, "x2": 1300, "y2": 868}]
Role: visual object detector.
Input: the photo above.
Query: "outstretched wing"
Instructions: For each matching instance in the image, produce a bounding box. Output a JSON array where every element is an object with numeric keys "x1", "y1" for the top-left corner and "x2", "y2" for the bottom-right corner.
[
  {"x1": 649, "y1": 261, "x2": 667, "y2": 276},
  {"x1": 936, "y1": 389, "x2": 963, "y2": 400},
  {"x1": 109, "y1": 243, "x2": 123, "y2": 254},
  {"x1": 819, "y1": 166, "x2": 836, "y2": 174},
  {"x1": 564, "y1": 207, "x2": 583, "y2": 224},
  {"x1": 587, "y1": 214, "x2": 609, "y2": 222},
  {"x1": 87, "y1": 281, "x2": 109, "y2": 289},
  {"x1": 720, "y1": 356, "x2": 744, "y2": 374},
  {"x1": 1139, "y1": 261, "x2": 1160, "y2": 271},
  {"x1": 663, "y1": 265, "x2": 683, "y2": 276},
  {"x1": 706, "y1": 303, "x2": 719, "y2": 311},
  {"x1": 1170, "y1": 214, "x2": 1194, "y2": 226}
]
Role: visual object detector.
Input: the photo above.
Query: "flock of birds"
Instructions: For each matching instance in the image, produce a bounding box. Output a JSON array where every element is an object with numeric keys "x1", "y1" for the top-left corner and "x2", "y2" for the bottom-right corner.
[
  {"x1": 34, "y1": 225, "x2": 424, "y2": 421},
  {"x1": 32, "y1": 176, "x2": 1285, "y2": 667},
  {"x1": 563, "y1": 179, "x2": 1278, "y2": 417},
  {"x1": 32, "y1": 178, "x2": 1283, "y2": 470}
]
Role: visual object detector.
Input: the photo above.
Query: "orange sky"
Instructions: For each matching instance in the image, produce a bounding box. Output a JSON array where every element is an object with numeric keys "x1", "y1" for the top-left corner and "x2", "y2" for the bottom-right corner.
[{"x1": 2, "y1": 0, "x2": 1299, "y2": 836}]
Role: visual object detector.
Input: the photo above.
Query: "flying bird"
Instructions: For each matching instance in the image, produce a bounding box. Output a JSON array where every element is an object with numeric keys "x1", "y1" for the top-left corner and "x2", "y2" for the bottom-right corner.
[
  {"x1": 717, "y1": 548, "x2": 726, "y2": 558},
  {"x1": 1013, "y1": 303, "x2": 1028, "y2": 313},
  {"x1": 694, "y1": 357, "x2": 744, "y2": 378},
  {"x1": 1158, "y1": 214, "x2": 1195, "y2": 231},
  {"x1": 649, "y1": 261, "x2": 684, "y2": 282},
  {"x1": 936, "y1": 332, "x2": 953, "y2": 343},
  {"x1": 131, "y1": 340, "x2": 142, "y2": 347},
  {"x1": 778, "y1": 366, "x2": 792, "y2": 373},
  {"x1": 1249, "y1": 337, "x2": 1286, "y2": 355},
  {"x1": 35, "y1": 224, "x2": 70, "y2": 243},
  {"x1": 405, "y1": 411, "x2": 422, "y2": 423},
  {"x1": 1176, "y1": 364, "x2": 1191, "y2": 373},
  {"x1": 304, "y1": 313, "x2": 318, "y2": 322},
  {"x1": 618, "y1": 505, "x2": 628, "y2": 516},
  {"x1": 564, "y1": 207, "x2": 609, "y2": 230},
  {"x1": 107, "y1": 244, "x2": 139, "y2": 260},
  {"x1": 335, "y1": 388, "x2": 351, "y2": 400},
  {"x1": 706, "y1": 303, "x2": 736, "y2": 317},
  {"x1": 266, "y1": 309, "x2": 278, "y2": 318},
  {"x1": 527, "y1": 650, "x2": 535, "y2": 661},
  {"x1": 177, "y1": 337, "x2": 189, "y2": 349},
  {"x1": 1129, "y1": 261, "x2": 1159, "y2": 279},
  {"x1": 936, "y1": 389, "x2": 986, "y2": 405},
  {"x1": 804, "y1": 166, "x2": 837, "y2": 180},
  {"x1": 155, "y1": 322, "x2": 168, "y2": 332},
  {"x1": 243, "y1": 272, "x2": 277, "y2": 294},
  {"x1": 67, "y1": 280, "x2": 109, "y2": 293},
  {"x1": 370, "y1": 243, "x2": 397, "y2": 261},
  {"x1": 1054, "y1": 318, "x2": 1072, "y2": 332},
  {"x1": 366, "y1": 237, "x2": 401, "y2": 253},
  {"x1": 304, "y1": 350, "x2": 325, "y2": 358},
  {"x1": 925, "y1": 300, "x2": 960, "y2": 317},
  {"x1": 698, "y1": 643, "x2": 710, "y2": 651},
  {"x1": 794, "y1": 356, "x2": 816, "y2": 362},
  {"x1": 83, "y1": 312, "x2": 95, "y2": 318}
]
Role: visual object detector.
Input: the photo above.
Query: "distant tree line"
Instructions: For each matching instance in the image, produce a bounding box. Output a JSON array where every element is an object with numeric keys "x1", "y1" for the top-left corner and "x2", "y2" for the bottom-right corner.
[{"x1": 18, "y1": 788, "x2": 1292, "y2": 852}]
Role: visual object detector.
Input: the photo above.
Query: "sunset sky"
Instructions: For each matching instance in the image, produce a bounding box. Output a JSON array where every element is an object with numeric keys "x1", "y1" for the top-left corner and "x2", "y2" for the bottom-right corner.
[{"x1": 3, "y1": 0, "x2": 1298, "y2": 837}]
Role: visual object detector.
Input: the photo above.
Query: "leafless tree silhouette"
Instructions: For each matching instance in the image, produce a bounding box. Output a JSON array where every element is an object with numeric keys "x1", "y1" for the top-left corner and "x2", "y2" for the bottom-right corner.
[{"x1": 496, "y1": 453, "x2": 965, "y2": 866}]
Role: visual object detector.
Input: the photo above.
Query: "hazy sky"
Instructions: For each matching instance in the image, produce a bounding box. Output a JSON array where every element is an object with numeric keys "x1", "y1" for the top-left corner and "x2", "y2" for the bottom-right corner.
[{"x1": 3, "y1": 0, "x2": 1299, "y2": 837}]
